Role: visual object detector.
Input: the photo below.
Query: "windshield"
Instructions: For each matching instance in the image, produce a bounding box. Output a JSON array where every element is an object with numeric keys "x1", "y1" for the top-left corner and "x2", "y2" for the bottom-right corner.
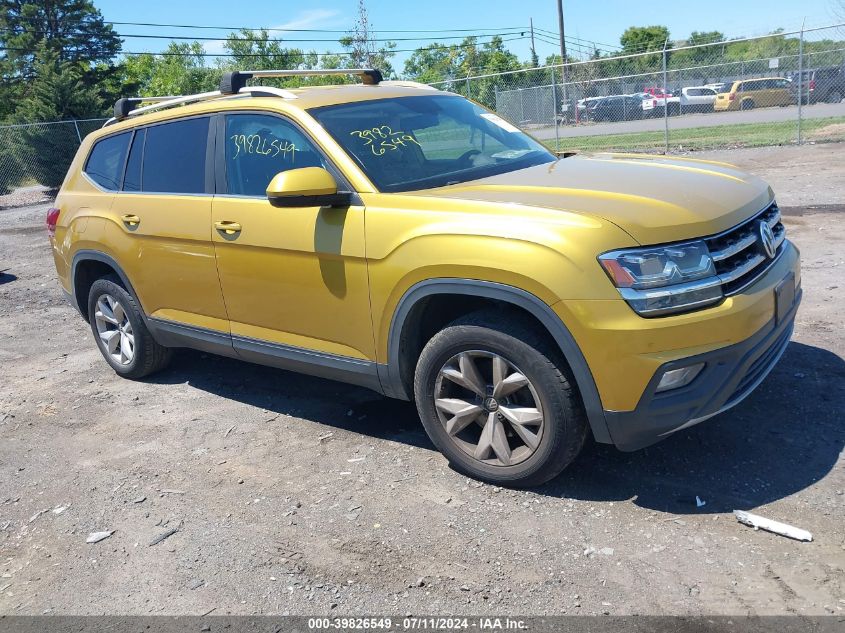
[{"x1": 308, "y1": 95, "x2": 555, "y2": 192}]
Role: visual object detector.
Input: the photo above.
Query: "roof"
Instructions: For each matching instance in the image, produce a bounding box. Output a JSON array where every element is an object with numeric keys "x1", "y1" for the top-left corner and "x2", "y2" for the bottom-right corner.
[{"x1": 96, "y1": 82, "x2": 446, "y2": 137}]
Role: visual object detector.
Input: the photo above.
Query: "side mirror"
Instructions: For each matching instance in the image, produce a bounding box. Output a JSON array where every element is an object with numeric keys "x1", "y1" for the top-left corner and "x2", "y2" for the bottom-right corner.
[{"x1": 266, "y1": 167, "x2": 350, "y2": 208}]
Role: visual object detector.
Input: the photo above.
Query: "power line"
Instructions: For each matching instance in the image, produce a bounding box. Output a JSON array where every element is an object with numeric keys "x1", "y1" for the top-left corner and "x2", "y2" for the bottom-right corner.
[
  {"x1": 0, "y1": 35, "x2": 531, "y2": 58},
  {"x1": 533, "y1": 29, "x2": 621, "y2": 55},
  {"x1": 0, "y1": 27, "x2": 527, "y2": 44},
  {"x1": 5, "y1": 15, "x2": 531, "y2": 34},
  {"x1": 533, "y1": 32, "x2": 604, "y2": 57}
]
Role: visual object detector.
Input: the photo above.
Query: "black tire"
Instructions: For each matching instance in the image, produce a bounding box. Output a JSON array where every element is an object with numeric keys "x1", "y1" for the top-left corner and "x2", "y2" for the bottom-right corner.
[
  {"x1": 740, "y1": 99, "x2": 755, "y2": 111},
  {"x1": 87, "y1": 275, "x2": 172, "y2": 379},
  {"x1": 827, "y1": 90, "x2": 843, "y2": 104},
  {"x1": 413, "y1": 310, "x2": 588, "y2": 487}
]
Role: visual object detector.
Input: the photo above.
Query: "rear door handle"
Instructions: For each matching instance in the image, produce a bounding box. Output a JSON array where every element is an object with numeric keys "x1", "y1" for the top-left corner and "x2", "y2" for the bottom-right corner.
[
  {"x1": 121, "y1": 214, "x2": 140, "y2": 227},
  {"x1": 214, "y1": 220, "x2": 242, "y2": 235}
]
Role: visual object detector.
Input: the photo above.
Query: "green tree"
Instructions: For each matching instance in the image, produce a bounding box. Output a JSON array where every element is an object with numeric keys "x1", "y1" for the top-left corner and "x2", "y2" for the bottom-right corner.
[
  {"x1": 223, "y1": 29, "x2": 307, "y2": 72},
  {"x1": 619, "y1": 25, "x2": 671, "y2": 75},
  {"x1": 404, "y1": 43, "x2": 460, "y2": 84},
  {"x1": 620, "y1": 25, "x2": 671, "y2": 55},
  {"x1": 12, "y1": 45, "x2": 103, "y2": 188},
  {"x1": 670, "y1": 31, "x2": 726, "y2": 70},
  {"x1": 0, "y1": 0, "x2": 121, "y2": 118},
  {"x1": 221, "y1": 30, "x2": 346, "y2": 87},
  {"x1": 117, "y1": 42, "x2": 218, "y2": 97}
]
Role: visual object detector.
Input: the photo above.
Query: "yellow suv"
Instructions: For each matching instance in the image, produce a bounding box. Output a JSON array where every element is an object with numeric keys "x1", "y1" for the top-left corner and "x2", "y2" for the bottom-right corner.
[
  {"x1": 714, "y1": 77, "x2": 794, "y2": 111},
  {"x1": 48, "y1": 69, "x2": 801, "y2": 486}
]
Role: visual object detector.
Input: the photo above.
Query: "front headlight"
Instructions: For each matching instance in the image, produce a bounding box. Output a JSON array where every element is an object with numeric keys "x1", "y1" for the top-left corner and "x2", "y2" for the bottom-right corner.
[{"x1": 599, "y1": 241, "x2": 723, "y2": 316}]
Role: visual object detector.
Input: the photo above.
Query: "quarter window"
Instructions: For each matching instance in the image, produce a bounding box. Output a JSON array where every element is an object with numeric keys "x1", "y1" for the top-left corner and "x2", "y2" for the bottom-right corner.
[
  {"x1": 225, "y1": 113, "x2": 326, "y2": 196},
  {"x1": 123, "y1": 129, "x2": 145, "y2": 192},
  {"x1": 142, "y1": 117, "x2": 209, "y2": 194},
  {"x1": 84, "y1": 132, "x2": 130, "y2": 190}
]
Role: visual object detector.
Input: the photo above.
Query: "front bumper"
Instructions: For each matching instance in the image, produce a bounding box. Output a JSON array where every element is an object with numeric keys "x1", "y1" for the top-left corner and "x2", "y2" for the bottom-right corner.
[{"x1": 603, "y1": 279, "x2": 801, "y2": 451}]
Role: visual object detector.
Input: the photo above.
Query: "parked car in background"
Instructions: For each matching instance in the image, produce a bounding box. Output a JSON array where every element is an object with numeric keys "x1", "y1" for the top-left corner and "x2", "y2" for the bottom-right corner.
[
  {"x1": 643, "y1": 87, "x2": 672, "y2": 99},
  {"x1": 582, "y1": 96, "x2": 606, "y2": 120},
  {"x1": 789, "y1": 66, "x2": 845, "y2": 104},
  {"x1": 592, "y1": 94, "x2": 645, "y2": 121},
  {"x1": 576, "y1": 96, "x2": 604, "y2": 120},
  {"x1": 714, "y1": 77, "x2": 794, "y2": 111},
  {"x1": 641, "y1": 90, "x2": 680, "y2": 117},
  {"x1": 680, "y1": 86, "x2": 718, "y2": 112},
  {"x1": 705, "y1": 82, "x2": 731, "y2": 94}
]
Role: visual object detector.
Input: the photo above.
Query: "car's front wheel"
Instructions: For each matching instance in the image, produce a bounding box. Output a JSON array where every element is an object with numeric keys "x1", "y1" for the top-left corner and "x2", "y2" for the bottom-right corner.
[
  {"x1": 87, "y1": 275, "x2": 172, "y2": 379},
  {"x1": 414, "y1": 311, "x2": 588, "y2": 487}
]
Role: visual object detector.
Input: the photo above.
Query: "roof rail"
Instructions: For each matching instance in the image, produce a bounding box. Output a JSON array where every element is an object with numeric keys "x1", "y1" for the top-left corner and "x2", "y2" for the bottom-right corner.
[
  {"x1": 220, "y1": 68, "x2": 383, "y2": 94},
  {"x1": 105, "y1": 86, "x2": 300, "y2": 126},
  {"x1": 380, "y1": 80, "x2": 438, "y2": 91}
]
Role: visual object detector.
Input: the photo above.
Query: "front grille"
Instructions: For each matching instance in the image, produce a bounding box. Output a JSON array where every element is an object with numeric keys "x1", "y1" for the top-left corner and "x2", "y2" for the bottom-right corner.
[{"x1": 705, "y1": 201, "x2": 786, "y2": 295}]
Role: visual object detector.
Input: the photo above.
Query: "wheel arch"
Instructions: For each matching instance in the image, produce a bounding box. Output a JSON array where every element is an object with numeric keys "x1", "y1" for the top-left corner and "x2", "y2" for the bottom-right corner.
[
  {"x1": 70, "y1": 250, "x2": 147, "y2": 324},
  {"x1": 381, "y1": 279, "x2": 612, "y2": 443}
]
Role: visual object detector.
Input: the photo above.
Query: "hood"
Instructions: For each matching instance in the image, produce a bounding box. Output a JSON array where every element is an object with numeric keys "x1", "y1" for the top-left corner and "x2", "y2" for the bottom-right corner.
[{"x1": 412, "y1": 153, "x2": 774, "y2": 245}]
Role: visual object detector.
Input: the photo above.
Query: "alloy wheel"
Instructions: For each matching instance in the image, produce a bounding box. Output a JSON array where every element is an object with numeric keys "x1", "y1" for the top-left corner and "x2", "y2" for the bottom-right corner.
[
  {"x1": 433, "y1": 350, "x2": 544, "y2": 467},
  {"x1": 94, "y1": 293, "x2": 135, "y2": 365}
]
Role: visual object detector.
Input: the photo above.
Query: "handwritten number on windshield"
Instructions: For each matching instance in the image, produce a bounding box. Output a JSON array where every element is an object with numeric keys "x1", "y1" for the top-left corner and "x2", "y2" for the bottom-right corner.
[{"x1": 350, "y1": 126, "x2": 421, "y2": 156}]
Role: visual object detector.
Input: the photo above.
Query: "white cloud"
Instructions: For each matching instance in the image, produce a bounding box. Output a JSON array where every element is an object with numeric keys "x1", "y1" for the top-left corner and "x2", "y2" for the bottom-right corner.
[
  {"x1": 272, "y1": 8, "x2": 345, "y2": 33},
  {"x1": 201, "y1": 8, "x2": 346, "y2": 57}
]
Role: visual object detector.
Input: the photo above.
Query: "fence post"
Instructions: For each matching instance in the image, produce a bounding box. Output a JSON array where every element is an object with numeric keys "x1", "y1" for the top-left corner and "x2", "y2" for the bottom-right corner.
[
  {"x1": 465, "y1": 74, "x2": 471, "y2": 100},
  {"x1": 797, "y1": 21, "x2": 805, "y2": 145},
  {"x1": 662, "y1": 39, "x2": 669, "y2": 154},
  {"x1": 550, "y1": 67, "x2": 560, "y2": 152},
  {"x1": 72, "y1": 119, "x2": 82, "y2": 144}
]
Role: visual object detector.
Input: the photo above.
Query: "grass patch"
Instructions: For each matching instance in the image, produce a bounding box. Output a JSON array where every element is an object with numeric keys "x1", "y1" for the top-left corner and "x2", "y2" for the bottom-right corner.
[{"x1": 544, "y1": 116, "x2": 845, "y2": 153}]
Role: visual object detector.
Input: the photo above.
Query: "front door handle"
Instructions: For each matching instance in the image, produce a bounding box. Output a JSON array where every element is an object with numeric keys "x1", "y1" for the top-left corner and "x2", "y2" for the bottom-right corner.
[
  {"x1": 214, "y1": 220, "x2": 242, "y2": 235},
  {"x1": 121, "y1": 214, "x2": 140, "y2": 227}
]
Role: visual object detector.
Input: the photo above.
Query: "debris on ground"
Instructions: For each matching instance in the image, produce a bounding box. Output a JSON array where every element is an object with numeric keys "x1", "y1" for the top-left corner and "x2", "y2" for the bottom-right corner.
[
  {"x1": 28, "y1": 509, "x2": 48, "y2": 523},
  {"x1": 86, "y1": 530, "x2": 114, "y2": 544},
  {"x1": 734, "y1": 510, "x2": 813, "y2": 542},
  {"x1": 149, "y1": 527, "x2": 179, "y2": 546}
]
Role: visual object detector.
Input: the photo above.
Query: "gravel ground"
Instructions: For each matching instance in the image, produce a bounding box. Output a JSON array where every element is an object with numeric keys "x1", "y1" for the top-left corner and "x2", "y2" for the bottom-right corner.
[{"x1": 0, "y1": 143, "x2": 843, "y2": 616}]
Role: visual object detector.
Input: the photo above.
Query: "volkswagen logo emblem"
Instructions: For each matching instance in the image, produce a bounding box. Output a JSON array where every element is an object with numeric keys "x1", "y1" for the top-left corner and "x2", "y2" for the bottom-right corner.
[
  {"x1": 758, "y1": 220, "x2": 776, "y2": 259},
  {"x1": 483, "y1": 397, "x2": 499, "y2": 412}
]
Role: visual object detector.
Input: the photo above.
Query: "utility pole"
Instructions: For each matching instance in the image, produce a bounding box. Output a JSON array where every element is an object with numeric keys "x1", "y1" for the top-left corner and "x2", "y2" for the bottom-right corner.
[
  {"x1": 798, "y1": 18, "x2": 805, "y2": 145},
  {"x1": 556, "y1": 0, "x2": 569, "y2": 124},
  {"x1": 529, "y1": 18, "x2": 537, "y2": 64}
]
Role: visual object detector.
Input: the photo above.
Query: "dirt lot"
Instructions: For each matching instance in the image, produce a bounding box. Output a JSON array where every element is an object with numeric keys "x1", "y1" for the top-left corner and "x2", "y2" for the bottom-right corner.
[{"x1": 0, "y1": 143, "x2": 843, "y2": 617}]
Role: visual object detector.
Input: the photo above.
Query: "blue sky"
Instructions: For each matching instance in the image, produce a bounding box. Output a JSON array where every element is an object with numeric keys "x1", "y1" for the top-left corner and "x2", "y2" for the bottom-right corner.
[{"x1": 97, "y1": 0, "x2": 843, "y2": 69}]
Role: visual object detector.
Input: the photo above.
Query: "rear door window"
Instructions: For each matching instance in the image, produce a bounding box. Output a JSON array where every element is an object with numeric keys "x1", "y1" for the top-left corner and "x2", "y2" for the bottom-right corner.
[
  {"x1": 84, "y1": 132, "x2": 130, "y2": 191},
  {"x1": 142, "y1": 117, "x2": 210, "y2": 194}
]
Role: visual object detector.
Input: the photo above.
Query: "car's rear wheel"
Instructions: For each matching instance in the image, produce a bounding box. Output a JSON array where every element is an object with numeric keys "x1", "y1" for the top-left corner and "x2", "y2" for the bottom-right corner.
[
  {"x1": 414, "y1": 311, "x2": 588, "y2": 487},
  {"x1": 87, "y1": 275, "x2": 172, "y2": 379},
  {"x1": 827, "y1": 90, "x2": 843, "y2": 104},
  {"x1": 741, "y1": 99, "x2": 755, "y2": 110}
]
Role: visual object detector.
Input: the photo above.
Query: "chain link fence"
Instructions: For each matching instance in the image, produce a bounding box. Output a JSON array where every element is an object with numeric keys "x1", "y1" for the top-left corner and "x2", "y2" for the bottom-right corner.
[
  {"x1": 2, "y1": 24, "x2": 844, "y2": 195},
  {"x1": 430, "y1": 23, "x2": 845, "y2": 154},
  {"x1": 0, "y1": 118, "x2": 106, "y2": 196}
]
